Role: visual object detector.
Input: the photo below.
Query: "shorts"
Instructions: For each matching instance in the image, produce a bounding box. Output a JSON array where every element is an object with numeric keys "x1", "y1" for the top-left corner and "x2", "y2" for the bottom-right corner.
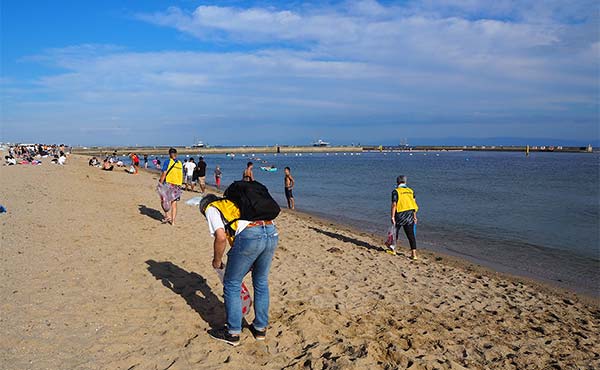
[
  {"x1": 185, "y1": 174, "x2": 194, "y2": 184},
  {"x1": 285, "y1": 187, "x2": 294, "y2": 199},
  {"x1": 198, "y1": 176, "x2": 206, "y2": 186},
  {"x1": 133, "y1": 160, "x2": 139, "y2": 166}
]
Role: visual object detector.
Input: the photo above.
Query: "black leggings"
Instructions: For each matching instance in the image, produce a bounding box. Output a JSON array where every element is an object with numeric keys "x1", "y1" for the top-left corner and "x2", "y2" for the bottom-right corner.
[{"x1": 396, "y1": 223, "x2": 417, "y2": 250}]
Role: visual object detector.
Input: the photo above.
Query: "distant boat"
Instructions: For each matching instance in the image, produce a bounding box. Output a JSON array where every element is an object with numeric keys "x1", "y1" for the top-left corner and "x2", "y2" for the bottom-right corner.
[
  {"x1": 192, "y1": 140, "x2": 205, "y2": 148},
  {"x1": 260, "y1": 166, "x2": 278, "y2": 172},
  {"x1": 312, "y1": 139, "x2": 330, "y2": 147}
]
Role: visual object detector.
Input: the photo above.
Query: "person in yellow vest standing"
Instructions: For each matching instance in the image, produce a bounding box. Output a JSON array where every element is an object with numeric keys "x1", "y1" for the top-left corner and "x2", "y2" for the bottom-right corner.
[
  {"x1": 389, "y1": 175, "x2": 419, "y2": 259},
  {"x1": 159, "y1": 148, "x2": 184, "y2": 225}
]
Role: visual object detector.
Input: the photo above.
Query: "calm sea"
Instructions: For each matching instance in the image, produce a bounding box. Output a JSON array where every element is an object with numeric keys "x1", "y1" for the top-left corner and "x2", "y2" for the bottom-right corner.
[{"x1": 143, "y1": 151, "x2": 600, "y2": 296}]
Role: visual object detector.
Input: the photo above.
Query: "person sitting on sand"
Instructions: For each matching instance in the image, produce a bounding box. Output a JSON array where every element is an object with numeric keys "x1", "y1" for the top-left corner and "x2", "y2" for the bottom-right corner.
[
  {"x1": 4, "y1": 155, "x2": 16, "y2": 166},
  {"x1": 284, "y1": 166, "x2": 295, "y2": 209},
  {"x1": 242, "y1": 162, "x2": 254, "y2": 182},
  {"x1": 388, "y1": 175, "x2": 419, "y2": 259},
  {"x1": 102, "y1": 159, "x2": 114, "y2": 171},
  {"x1": 199, "y1": 192, "x2": 279, "y2": 346},
  {"x1": 159, "y1": 148, "x2": 183, "y2": 225}
]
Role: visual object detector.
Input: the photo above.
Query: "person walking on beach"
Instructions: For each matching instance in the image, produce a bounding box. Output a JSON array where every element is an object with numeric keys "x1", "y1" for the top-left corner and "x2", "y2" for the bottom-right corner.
[
  {"x1": 198, "y1": 181, "x2": 280, "y2": 346},
  {"x1": 214, "y1": 165, "x2": 222, "y2": 190},
  {"x1": 389, "y1": 175, "x2": 419, "y2": 260},
  {"x1": 195, "y1": 156, "x2": 207, "y2": 194},
  {"x1": 184, "y1": 158, "x2": 196, "y2": 192},
  {"x1": 143, "y1": 154, "x2": 148, "y2": 169},
  {"x1": 159, "y1": 148, "x2": 183, "y2": 225},
  {"x1": 243, "y1": 162, "x2": 254, "y2": 181},
  {"x1": 284, "y1": 167, "x2": 295, "y2": 209}
]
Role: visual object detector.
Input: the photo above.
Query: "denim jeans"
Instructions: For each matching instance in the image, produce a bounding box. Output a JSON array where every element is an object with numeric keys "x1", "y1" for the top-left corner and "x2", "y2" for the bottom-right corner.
[{"x1": 224, "y1": 224, "x2": 278, "y2": 335}]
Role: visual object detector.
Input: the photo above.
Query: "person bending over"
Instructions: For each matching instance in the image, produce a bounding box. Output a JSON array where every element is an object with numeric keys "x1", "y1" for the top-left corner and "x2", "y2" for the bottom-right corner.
[{"x1": 199, "y1": 193, "x2": 279, "y2": 346}]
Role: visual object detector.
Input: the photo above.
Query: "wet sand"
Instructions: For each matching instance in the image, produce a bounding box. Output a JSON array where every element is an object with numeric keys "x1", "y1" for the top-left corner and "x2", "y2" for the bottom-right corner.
[{"x1": 1, "y1": 156, "x2": 598, "y2": 369}]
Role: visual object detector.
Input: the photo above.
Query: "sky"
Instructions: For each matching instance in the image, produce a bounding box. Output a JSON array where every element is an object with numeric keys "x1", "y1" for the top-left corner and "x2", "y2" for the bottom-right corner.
[{"x1": 1, "y1": 0, "x2": 598, "y2": 146}]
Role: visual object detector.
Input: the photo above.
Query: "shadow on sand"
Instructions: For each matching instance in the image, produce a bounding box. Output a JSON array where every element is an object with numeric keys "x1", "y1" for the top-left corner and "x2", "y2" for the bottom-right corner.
[
  {"x1": 138, "y1": 204, "x2": 163, "y2": 221},
  {"x1": 146, "y1": 260, "x2": 225, "y2": 329},
  {"x1": 309, "y1": 226, "x2": 385, "y2": 252}
]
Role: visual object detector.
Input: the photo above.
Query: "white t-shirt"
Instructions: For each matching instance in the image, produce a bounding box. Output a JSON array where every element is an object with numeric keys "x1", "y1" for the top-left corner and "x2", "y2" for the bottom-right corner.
[
  {"x1": 205, "y1": 206, "x2": 250, "y2": 237},
  {"x1": 184, "y1": 162, "x2": 196, "y2": 176},
  {"x1": 58, "y1": 156, "x2": 66, "y2": 165}
]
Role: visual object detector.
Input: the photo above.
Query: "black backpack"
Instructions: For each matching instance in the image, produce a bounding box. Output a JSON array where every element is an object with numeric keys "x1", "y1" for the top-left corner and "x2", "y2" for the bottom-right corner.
[{"x1": 224, "y1": 180, "x2": 280, "y2": 221}]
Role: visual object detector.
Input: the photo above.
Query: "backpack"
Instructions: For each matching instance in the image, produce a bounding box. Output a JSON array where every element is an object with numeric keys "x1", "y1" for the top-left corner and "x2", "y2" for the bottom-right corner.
[{"x1": 224, "y1": 180, "x2": 280, "y2": 221}]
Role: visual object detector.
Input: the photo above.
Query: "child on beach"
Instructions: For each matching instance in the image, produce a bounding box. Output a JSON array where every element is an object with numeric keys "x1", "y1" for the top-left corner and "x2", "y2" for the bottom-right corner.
[
  {"x1": 389, "y1": 175, "x2": 419, "y2": 260},
  {"x1": 214, "y1": 166, "x2": 222, "y2": 190}
]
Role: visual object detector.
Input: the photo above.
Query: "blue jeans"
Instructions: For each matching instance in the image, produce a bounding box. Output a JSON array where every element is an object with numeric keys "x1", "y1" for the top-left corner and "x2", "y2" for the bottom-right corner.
[{"x1": 224, "y1": 224, "x2": 278, "y2": 335}]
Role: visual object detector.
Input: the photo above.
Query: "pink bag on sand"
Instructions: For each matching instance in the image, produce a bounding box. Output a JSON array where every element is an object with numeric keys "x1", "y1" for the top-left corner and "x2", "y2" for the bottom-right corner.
[{"x1": 214, "y1": 268, "x2": 253, "y2": 316}]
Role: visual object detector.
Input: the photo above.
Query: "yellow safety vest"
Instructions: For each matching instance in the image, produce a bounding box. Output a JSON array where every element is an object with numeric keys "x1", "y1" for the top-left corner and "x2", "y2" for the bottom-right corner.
[
  {"x1": 208, "y1": 199, "x2": 241, "y2": 246},
  {"x1": 395, "y1": 186, "x2": 419, "y2": 213},
  {"x1": 165, "y1": 159, "x2": 183, "y2": 186}
]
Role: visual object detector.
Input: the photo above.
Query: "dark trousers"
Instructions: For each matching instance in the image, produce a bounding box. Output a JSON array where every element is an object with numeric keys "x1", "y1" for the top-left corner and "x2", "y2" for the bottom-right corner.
[{"x1": 396, "y1": 223, "x2": 417, "y2": 250}]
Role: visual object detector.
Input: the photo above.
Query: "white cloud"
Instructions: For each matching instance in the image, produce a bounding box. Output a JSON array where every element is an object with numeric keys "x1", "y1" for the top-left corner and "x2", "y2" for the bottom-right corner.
[{"x1": 2, "y1": 1, "x2": 598, "y2": 145}]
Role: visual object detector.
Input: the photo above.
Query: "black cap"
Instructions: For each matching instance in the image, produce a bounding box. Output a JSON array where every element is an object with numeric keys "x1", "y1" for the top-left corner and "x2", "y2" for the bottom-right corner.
[
  {"x1": 199, "y1": 194, "x2": 219, "y2": 216},
  {"x1": 168, "y1": 147, "x2": 177, "y2": 154}
]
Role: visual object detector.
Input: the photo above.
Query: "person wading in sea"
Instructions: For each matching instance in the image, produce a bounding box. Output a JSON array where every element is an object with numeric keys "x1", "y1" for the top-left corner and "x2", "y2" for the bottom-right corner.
[
  {"x1": 159, "y1": 148, "x2": 183, "y2": 225},
  {"x1": 389, "y1": 175, "x2": 419, "y2": 260},
  {"x1": 198, "y1": 180, "x2": 280, "y2": 346},
  {"x1": 242, "y1": 162, "x2": 254, "y2": 182}
]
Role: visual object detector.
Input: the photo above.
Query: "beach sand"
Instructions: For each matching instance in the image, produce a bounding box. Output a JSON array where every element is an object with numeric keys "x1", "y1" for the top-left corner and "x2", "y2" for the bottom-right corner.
[{"x1": 1, "y1": 156, "x2": 598, "y2": 370}]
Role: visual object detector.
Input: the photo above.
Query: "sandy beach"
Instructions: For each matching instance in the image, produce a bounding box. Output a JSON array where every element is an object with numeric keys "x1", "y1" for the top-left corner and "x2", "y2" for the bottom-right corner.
[{"x1": 1, "y1": 156, "x2": 598, "y2": 370}]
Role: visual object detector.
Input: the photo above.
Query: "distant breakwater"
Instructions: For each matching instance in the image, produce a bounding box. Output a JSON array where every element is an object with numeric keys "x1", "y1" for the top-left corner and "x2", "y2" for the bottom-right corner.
[{"x1": 73, "y1": 144, "x2": 594, "y2": 156}]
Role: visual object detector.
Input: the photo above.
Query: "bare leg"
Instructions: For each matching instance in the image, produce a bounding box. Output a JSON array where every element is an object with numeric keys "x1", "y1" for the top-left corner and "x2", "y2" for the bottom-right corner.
[
  {"x1": 171, "y1": 201, "x2": 177, "y2": 225},
  {"x1": 291, "y1": 197, "x2": 295, "y2": 210}
]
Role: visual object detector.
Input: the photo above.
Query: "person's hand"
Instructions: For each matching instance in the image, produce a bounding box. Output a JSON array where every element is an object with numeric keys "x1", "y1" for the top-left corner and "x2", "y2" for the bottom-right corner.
[
  {"x1": 391, "y1": 217, "x2": 396, "y2": 225},
  {"x1": 212, "y1": 259, "x2": 223, "y2": 269},
  {"x1": 414, "y1": 215, "x2": 418, "y2": 224}
]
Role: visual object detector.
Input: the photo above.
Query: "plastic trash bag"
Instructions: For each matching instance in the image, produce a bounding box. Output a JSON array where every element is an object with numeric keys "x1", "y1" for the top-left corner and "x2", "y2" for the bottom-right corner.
[
  {"x1": 185, "y1": 196, "x2": 203, "y2": 206},
  {"x1": 385, "y1": 225, "x2": 396, "y2": 248},
  {"x1": 156, "y1": 183, "x2": 181, "y2": 212},
  {"x1": 214, "y1": 267, "x2": 253, "y2": 317}
]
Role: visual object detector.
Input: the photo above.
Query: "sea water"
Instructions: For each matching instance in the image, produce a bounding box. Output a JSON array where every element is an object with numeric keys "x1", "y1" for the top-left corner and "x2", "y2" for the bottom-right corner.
[{"x1": 145, "y1": 151, "x2": 600, "y2": 296}]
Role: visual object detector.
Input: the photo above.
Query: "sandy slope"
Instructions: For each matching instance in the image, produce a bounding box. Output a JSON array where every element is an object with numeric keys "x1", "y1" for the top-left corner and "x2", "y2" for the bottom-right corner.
[{"x1": 1, "y1": 156, "x2": 598, "y2": 370}]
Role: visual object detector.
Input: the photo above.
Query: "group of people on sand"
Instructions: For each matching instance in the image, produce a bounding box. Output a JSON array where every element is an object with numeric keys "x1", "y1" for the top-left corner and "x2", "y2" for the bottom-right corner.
[
  {"x1": 152, "y1": 147, "x2": 419, "y2": 346},
  {"x1": 182, "y1": 156, "x2": 216, "y2": 193},
  {"x1": 4, "y1": 143, "x2": 68, "y2": 166}
]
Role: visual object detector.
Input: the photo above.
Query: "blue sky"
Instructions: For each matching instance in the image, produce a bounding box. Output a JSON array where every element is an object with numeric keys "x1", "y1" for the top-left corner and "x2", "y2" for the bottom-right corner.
[{"x1": 1, "y1": 0, "x2": 598, "y2": 146}]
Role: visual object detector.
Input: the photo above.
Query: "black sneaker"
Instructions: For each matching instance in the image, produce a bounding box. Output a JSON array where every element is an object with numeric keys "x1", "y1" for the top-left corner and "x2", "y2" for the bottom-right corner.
[
  {"x1": 208, "y1": 328, "x2": 240, "y2": 346},
  {"x1": 249, "y1": 325, "x2": 267, "y2": 341}
]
